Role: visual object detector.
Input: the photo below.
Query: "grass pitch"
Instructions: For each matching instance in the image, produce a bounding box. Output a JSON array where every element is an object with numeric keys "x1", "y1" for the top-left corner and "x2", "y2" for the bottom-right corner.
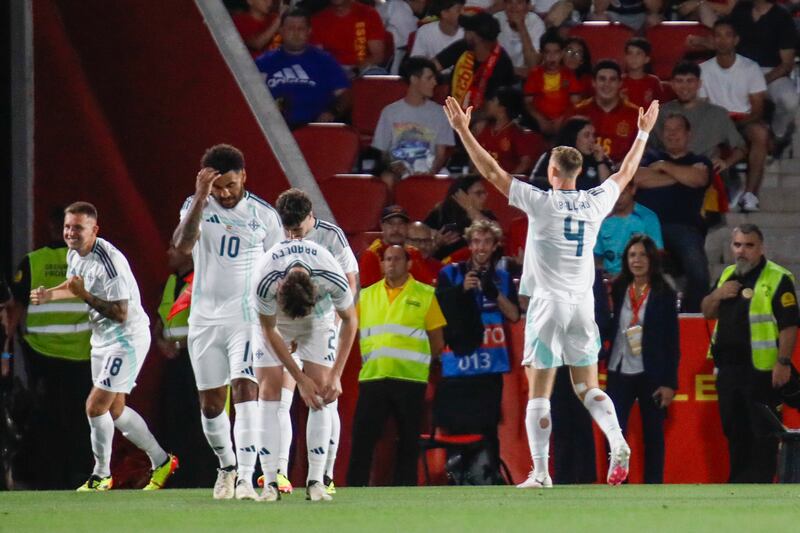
[{"x1": 2, "y1": 485, "x2": 799, "y2": 532}]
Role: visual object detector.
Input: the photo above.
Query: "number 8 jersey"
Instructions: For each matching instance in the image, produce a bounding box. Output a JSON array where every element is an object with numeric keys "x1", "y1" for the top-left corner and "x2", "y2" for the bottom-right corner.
[
  {"x1": 509, "y1": 178, "x2": 619, "y2": 303},
  {"x1": 180, "y1": 192, "x2": 283, "y2": 326}
]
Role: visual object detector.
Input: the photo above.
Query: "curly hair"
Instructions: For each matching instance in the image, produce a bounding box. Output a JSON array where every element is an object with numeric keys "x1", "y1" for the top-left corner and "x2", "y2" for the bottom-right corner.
[
  {"x1": 276, "y1": 188, "x2": 312, "y2": 228},
  {"x1": 200, "y1": 144, "x2": 245, "y2": 174},
  {"x1": 278, "y1": 269, "x2": 317, "y2": 319}
]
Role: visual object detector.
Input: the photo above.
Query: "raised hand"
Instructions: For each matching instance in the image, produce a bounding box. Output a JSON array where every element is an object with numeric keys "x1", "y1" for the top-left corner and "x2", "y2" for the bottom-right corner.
[
  {"x1": 443, "y1": 96, "x2": 472, "y2": 134},
  {"x1": 638, "y1": 100, "x2": 660, "y2": 133},
  {"x1": 195, "y1": 167, "x2": 220, "y2": 198}
]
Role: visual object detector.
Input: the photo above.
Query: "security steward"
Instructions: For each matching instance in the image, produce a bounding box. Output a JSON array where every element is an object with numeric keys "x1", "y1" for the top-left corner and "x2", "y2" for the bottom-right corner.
[
  {"x1": 347, "y1": 245, "x2": 446, "y2": 486},
  {"x1": 702, "y1": 224, "x2": 798, "y2": 483}
]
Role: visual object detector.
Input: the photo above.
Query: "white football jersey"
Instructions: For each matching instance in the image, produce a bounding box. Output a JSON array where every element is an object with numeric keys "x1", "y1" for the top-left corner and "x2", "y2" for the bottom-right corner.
[
  {"x1": 180, "y1": 191, "x2": 283, "y2": 326},
  {"x1": 255, "y1": 239, "x2": 353, "y2": 329},
  {"x1": 304, "y1": 218, "x2": 358, "y2": 275},
  {"x1": 67, "y1": 238, "x2": 150, "y2": 348},
  {"x1": 509, "y1": 178, "x2": 619, "y2": 303}
]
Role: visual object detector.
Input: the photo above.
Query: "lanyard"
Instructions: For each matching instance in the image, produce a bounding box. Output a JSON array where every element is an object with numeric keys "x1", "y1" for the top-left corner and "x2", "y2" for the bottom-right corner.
[{"x1": 627, "y1": 283, "x2": 650, "y2": 327}]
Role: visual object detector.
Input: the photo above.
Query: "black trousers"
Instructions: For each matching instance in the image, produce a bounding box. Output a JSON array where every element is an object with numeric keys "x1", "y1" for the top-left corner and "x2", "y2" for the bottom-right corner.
[
  {"x1": 551, "y1": 366, "x2": 596, "y2": 484},
  {"x1": 716, "y1": 365, "x2": 779, "y2": 483},
  {"x1": 606, "y1": 371, "x2": 666, "y2": 483},
  {"x1": 347, "y1": 379, "x2": 426, "y2": 486}
]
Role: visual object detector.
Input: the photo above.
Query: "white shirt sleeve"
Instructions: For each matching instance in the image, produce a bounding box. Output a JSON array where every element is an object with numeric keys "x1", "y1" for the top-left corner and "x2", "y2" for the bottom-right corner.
[
  {"x1": 588, "y1": 178, "x2": 621, "y2": 218},
  {"x1": 508, "y1": 178, "x2": 545, "y2": 216},
  {"x1": 256, "y1": 273, "x2": 279, "y2": 316},
  {"x1": 371, "y1": 107, "x2": 393, "y2": 152},
  {"x1": 261, "y1": 206, "x2": 284, "y2": 251},
  {"x1": 748, "y1": 62, "x2": 768, "y2": 95}
]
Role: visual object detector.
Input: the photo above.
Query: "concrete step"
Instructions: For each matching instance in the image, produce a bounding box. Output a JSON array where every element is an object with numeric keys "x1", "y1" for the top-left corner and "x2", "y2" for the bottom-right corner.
[
  {"x1": 752, "y1": 187, "x2": 800, "y2": 212},
  {"x1": 725, "y1": 212, "x2": 799, "y2": 228}
]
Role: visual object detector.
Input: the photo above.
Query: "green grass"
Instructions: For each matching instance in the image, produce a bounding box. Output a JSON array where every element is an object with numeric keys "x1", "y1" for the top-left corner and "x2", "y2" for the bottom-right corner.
[{"x1": 1, "y1": 485, "x2": 799, "y2": 532}]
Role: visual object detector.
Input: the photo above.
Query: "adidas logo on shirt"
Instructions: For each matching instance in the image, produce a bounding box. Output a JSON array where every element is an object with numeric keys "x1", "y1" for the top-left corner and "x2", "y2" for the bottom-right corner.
[
  {"x1": 205, "y1": 214, "x2": 221, "y2": 224},
  {"x1": 267, "y1": 65, "x2": 318, "y2": 89}
]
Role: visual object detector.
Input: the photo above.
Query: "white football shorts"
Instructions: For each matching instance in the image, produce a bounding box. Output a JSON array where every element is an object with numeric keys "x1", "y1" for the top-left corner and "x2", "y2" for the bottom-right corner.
[
  {"x1": 91, "y1": 330, "x2": 151, "y2": 394},
  {"x1": 188, "y1": 323, "x2": 260, "y2": 390},
  {"x1": 522, "y1": 297, "x2": 601, "y2": 369},
  {"x1": 254, "y1": 319, "x2": 338, "y2": 369}
]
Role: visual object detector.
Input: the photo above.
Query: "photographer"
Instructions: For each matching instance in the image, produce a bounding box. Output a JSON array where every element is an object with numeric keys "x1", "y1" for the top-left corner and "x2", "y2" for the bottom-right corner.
[{"x1": 433, "y1": 220, "x2": 520, "y2": 484}]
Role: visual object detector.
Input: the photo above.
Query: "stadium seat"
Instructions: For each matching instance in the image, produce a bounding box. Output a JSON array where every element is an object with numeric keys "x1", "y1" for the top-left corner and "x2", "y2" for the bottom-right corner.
[
  {"x1": 568, "y1": 22, "x2": 634, "y2": 67},
  {"x1": 351, "y1": 76, "x2": 408, "y2": 146},
  {"x1": 485, "y1": 183, "x2": 524, "y2": 236},
  {"x1": 393, "y1": 175, "x2": 454, "y2": 221},
  {"x1": 319, "y1": 175, "x2": 388, "y2": 234},
  {"x1": 293, "y1": 123, "x2": 359, "y2": 183},
  {"x1": 646, "y1": 22, "x2": 713, "y2": 80}
]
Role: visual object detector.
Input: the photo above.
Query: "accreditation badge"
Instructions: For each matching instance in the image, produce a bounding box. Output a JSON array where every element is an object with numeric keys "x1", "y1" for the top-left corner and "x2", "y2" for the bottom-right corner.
[
  {"x1": 625, "y1": 325, "x2": 643, "y2": 357},
  {"x1": 742, "y1": 288, "x2": 754, "y2": 299}
]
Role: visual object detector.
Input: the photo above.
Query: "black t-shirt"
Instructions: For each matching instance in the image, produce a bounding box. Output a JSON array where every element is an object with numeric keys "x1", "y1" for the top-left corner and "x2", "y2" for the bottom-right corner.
[
  {"x1": 635, "y1": 150, "x2": 711, "y2": 229},
  {"x1": 530, "y1": 151, "x2": 613, "y2": 191},
  {"x1": 730, "y1": 2, "x2": 797, "y2": 68},
  {"x1": 712, "y1": 257, "x2": 800, "y2": 366},
  {"x1": 436, "y1": 40, "x2": 516, "y2": 103}
]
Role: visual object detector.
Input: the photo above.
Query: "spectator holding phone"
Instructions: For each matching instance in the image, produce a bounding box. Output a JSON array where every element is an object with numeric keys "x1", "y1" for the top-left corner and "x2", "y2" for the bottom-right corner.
[{"x1": 604, "y1": 235, "x2": 680, "y2": 484}]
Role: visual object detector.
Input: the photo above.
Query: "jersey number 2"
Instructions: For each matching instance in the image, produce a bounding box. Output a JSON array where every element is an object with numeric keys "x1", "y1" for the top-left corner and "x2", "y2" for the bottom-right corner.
[
  {"x1": 564, "y1": 216, "x2": 585, "y2": 257},
  {"x1": 219, "y1": 235, "x2": 240, "y2": 258}
]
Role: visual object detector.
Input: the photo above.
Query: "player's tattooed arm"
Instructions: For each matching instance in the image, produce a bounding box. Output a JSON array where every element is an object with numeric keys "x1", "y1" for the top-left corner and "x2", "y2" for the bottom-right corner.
[
  {"x1": 173, "y1": 167, "x2": 219, "y2": 254},
  {"x1": 84, "y1": 294, "x2": 128, "y2": 323}
]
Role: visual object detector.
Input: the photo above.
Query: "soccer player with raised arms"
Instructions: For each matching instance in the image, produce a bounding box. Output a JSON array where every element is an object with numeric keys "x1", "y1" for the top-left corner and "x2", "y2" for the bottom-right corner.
[
  {"x1": 254, "y1": 238, "x2": 357, "y2": 502},
  {"x1": 173, "y1": 144, "x2": 283, "y2": 500},
  {"x1": 444, "y1": 95, "x2": 659, "y2": 487},
  {"x1": 30, "y1": 202, "x2": 177, "y2": 491}
]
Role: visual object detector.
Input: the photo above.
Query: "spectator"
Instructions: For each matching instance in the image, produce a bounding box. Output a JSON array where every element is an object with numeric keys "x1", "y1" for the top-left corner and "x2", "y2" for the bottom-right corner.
[
  {"x1": 407, "y1": 221, "x2": 445, "y2": 277},
  {"x1": 675, "y1": 0, "x2": 735, "y2": 28},
  {"x1": 410, "y1": 0, "x2": 466, "y2": 64},
  {"x1": 477, "y1": 87, "x2": 544, "y2": 174},
  {"x1": 371, "y1": 56, "x2": 455, "y2": 186},
  {"x1": 533, "y1": 0, "x2": 575, "y2": 28},
  {"x1": 523, "y1": 31, "x2": 582, "y2": 137},
  {"x1": 699, "y1": 19, "x2": 769, "y2": 212},
  {"x1": 563, "y1": 36, "x2": 593, "y2": 99},
  {"x1": 495, "y1": 0, "x2": 546, "y2": 78},
  {"x1": 606, "y1": 235, "x2": 680, "y2": 484},
  {"x1": 311, "y1": 0, "x2": 387, "y2": 75},
  {"x1": 424, "y1": 175, "x2": 496, "y2": 260},
  {"x1": 729, "y1": 0, "x2": 799, "y2": 156},
  {"x1": 654, "y1": 61, "x2": 746, "y2": 174},
  {"x1": 594, "y1": 181, "x2": 664, "y2": 277},
  {"x1": 380, "y1": 0, "x2": 429, "y2": 74},
  {"x1": 590, "y1": 0, "x2": 664, "y2": 30},
  {"x1": 359, "y1": 205, "x2": 441, "y2": 287},
  {"x1": 256, "y1": 9, "x2": 352, "y2": 128},
  {"x1": 434, "y1": 220, "x2": 519, "y2": 484},
  {"x1": 571, "y1": 60, "x2": 640, "y2": 164},
  {"x1": 701, "y1": 224, "x2": 798, "y2": 483},
  {"x1": 531, "y1": 116, "x2": 615, "y2": 190},
  {"x1": 435, "y1": 12, "x2": 516, "y2": 112},
  {"x1": 347, "y1": 245, "x2": 446, "y2": 486},
  {"x1": 232, "y1": 0, "x2": 283, "y2": 58},
  {"x1": 634, "y1": 113, "x2": 712, "y2": 312},
  {"x1": 466, "y1": 0, "x2": 504, "y2": 13},
  {"x1": 621, "y1": 37, "x2": 662, "y2": 108}
]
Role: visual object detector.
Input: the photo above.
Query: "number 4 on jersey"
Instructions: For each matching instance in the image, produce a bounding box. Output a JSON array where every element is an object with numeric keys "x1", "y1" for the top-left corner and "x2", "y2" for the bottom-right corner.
[{"x1": 563, "y1": 216, "x2": 585, "y2": 257}]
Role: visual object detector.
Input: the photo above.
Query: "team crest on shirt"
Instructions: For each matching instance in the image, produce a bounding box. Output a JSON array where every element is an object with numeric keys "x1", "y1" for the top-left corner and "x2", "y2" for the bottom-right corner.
[
  {"x1": 248, "y1": 219, "x2": 261, "y2": 231},
  {"x1": 255, "y1": 348, "x2": 264, "y2": 360},
  {"x1": 616, "y1": 122, "x2": 630, "y2": 137}
]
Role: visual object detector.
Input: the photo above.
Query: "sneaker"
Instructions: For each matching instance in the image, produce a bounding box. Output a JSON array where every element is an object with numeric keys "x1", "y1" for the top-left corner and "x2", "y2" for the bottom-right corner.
[
  {"x1": 277, "y1": 472, "x2": 293, "y2": 494},
  {"x1": 515, "y1": 471, "x2": 552, "y2": 489},
  {"x1": 76, "y1": 474, "x2": 113, "y2": 492},
  {"x1": 739, "y1": 192, "x2": 760, "y2": 213},
  {"x1": 235, "y1": 478, "x2": 259, "y2": 500},
  {"x1": 306, "y1": 480, "x2": 333, "y2": 501},
  {"x1": 143, "y1": 454, "x2": 179, "y2": 490},
  {"x1": 259, "y1": 482, "x2": 281, "y2": 502},
  {"x1": 213, "y1": 468, "x2": 237, "y2": 500},
  {"x1": 323, "y1": 474, "x2": 336, "y2": 495},
  {"x1": 607, "y1": 441, "x2": 631, "y2": 485}
]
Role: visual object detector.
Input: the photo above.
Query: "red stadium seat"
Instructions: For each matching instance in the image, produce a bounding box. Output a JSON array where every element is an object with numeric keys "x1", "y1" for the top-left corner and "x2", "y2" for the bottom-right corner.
[
  {"x1": 293, "y1": 123, "x2": 359, "y2": 183},
  {"x1": 393, "y1": 175, "x2": 454, "y2": 221},
  {"x1": 484, "y1": 183, "x2": 524, "y2": 236},
  {"x1": 568, "y1": 22, "x2": 634, "y2": 67},
  {"x1": 351, "y1": 75, "x2": 408, "y2": 146},
  {"x1": 646, "y1": 22, "x2": 713, "y2": 80},
  {"x1": 319, "y1": 175, "x2": 388, "y2": 233}
]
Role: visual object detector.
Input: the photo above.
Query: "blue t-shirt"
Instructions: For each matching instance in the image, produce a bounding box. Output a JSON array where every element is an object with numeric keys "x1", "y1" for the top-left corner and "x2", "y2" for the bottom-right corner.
[
  {"x1": 594, "y1": 202, "x2": 664, "y2": 275},
  {"x1": 255, "y1": 47, "x2": 350, "y2": 127}
]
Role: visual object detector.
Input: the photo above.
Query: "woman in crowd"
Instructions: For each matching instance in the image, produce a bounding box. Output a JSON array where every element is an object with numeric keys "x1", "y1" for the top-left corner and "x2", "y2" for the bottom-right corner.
[
  {"x1": 605, "y1": 234, "x2": 680, "y2": 484},
  {"x1": 563, "y1": 36, "x2": 593, "y2": 99}
]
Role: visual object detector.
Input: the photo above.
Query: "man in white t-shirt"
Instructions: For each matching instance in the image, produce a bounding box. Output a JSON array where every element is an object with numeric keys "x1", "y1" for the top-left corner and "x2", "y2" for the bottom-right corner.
[
  {"x1": 173, "y1": 144, "x2": 283, "y2": 500},
  {"x1": 379, "y1": 0, "x2": 427, "y2": 74},
  {"x1": 31, "y1": 202, "x2": 177, "y2": 492},
  {"x1": 254, "y1": 239, "x2": 357, "y2": 502},
  {"x1": 410, "y1": 0, "x2": 465, "y2": 64},
  {"x1": 495, "y1": 0, "x2": 545, "y2": 77},
  {"x1": 444, "y1": 95, "x2": 660, "y2": 487},
  {"x1": 699, "y1": 19, "x2": 769, "y2": 213}
]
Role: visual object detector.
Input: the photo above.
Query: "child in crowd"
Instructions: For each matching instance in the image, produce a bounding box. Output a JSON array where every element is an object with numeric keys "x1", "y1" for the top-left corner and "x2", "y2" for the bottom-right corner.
[
  {"x1": 621, "y1": 37, "x2": 663, "y2": 107},
  {"x1": 563, "y1": 36, "x2": 594, "y2": 99}
]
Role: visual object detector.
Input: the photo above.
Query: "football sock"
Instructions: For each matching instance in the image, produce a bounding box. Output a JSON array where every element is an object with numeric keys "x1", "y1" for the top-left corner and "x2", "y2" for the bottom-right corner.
[
  {"x1": 258, "y1": 400, "x2": 281, "y2": 485},
  {"x1": 324, "y1": 399, "x2": 340, "y2": 479},
  {"x1": 306, "y1": 404, "x2": 332, "y2": 484},
  {"x1": 88, "y1": 412, "x2": 114, "y2": 478},
  {"x1": 525, "y1": 398, "x2": 551, "y2": 478},
  {"x1": 583, "y1": 388, "x2": 625, "y2": 448},
  {"x1": 201, "y1": 411, "x2": 236, "y2": 469},
  {"x1": 233, "y1": 400, "x2": 259, "y2": 484},
  {"x1": 278, "y1": 387, "x2": 293, "y2": 475},
  {"x1": 113, "y1": 406, "x2": 168, "y2": 469}
]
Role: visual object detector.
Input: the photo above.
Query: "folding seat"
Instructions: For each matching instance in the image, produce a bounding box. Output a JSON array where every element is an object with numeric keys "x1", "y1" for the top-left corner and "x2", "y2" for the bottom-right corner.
[
  {"x1": 319, "y1": 175, "x2": 388, "y2": 234},
  {"x1": 393, "y1": 175, "x2": 454, "y2": 222},
  {"x1": 568, "y1": 22, "x2": 634, "y2": 67},
  {"x1": 646, "y1": 22, "x2": 713, "y2": 80},
  {"x1": 293, "y1": 123, "x2": 359, "y2": 182}
]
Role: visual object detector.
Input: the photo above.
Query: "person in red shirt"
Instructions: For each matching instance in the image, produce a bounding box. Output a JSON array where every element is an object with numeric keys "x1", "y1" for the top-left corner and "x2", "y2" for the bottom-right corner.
[
  {"x1": 564, "y1": 36, "x2": 594, "y2": 100},
  {"x1": 477, "y1": 87, "x2": 544, "y2": 175},
  {"x1": 407, "y1": 221, "x2": 444, "y2": 278},
  {"x1": 571, "y1": 59, "x2": 641, "y2": 163},
  {"x1": 524, "y1": 31, "x2": 582, "y2": 136},
  {"x1": 232, "y1": 0, "x2": 283, "y2": 58},
  {"x1": 621, "y1": 37, "x2": 663, "y2": 108},
  {"x1": 311, "y1": 0, "x2": 386, "y2": 74},
  {"x1": 358, "y1": 205, "x2": 439, "y2": 287}
]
